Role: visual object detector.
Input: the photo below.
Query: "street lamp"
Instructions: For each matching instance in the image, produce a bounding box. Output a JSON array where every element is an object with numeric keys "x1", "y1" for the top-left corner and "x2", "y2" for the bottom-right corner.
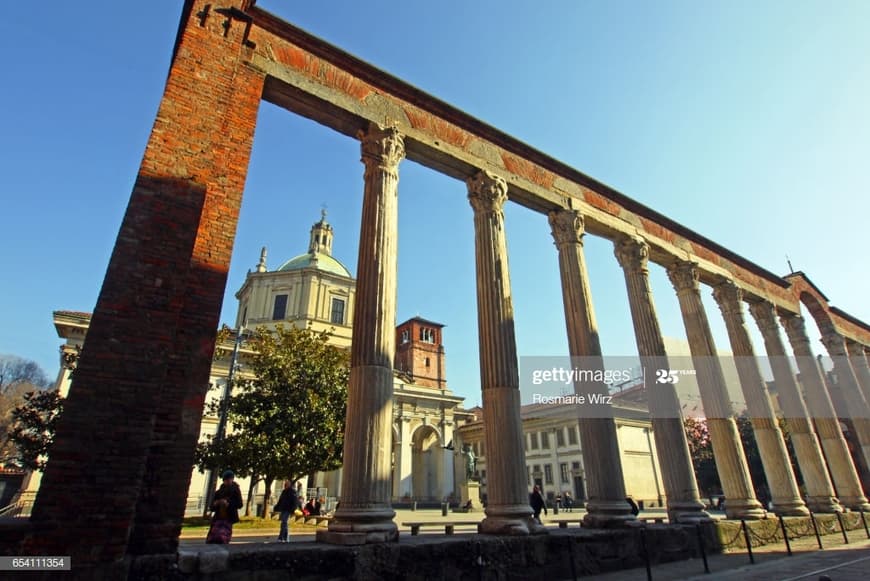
[{"x1": 202, "y1": 326, "x2": 246, "y2": 516}]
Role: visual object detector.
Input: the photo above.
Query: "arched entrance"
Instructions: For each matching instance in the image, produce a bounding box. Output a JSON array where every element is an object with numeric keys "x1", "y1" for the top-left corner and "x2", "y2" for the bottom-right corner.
[{"x1": 411, "y1": 426, "x2": 443, "y2": 501}]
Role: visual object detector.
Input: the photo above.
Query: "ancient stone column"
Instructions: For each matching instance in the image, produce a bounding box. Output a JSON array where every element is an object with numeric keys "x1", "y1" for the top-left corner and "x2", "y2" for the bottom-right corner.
[
  {"x1": 848, "y1": 339, "x2": 870, "y2": 408},
  {"x1": 712, "y1": 282, "x2": 808, "y2": 516},
  {"x1": 614, "y1": 235, "x2": 709, "y2": 523},
  {"x1": 819, "y1": 328, "x2": 870, "y2": 482},
  {"x1": 467, "y1": 170, "x2": 542, "y2": 535},
  {"x1": 319, "y1": 124, "x2": 404, "y2": 544},
  {"x1": 667, "y1": 261, "x2": 766, "y2": 519},
  {"x1": 547, "y1": 210, "x2": 634, "y2": 528},
  {"x1": 780, "y1": 312, "x2": 870, "y2": 510},
  {"x1": 748, "y1": 300, "x2": 841, "y2": 513}
]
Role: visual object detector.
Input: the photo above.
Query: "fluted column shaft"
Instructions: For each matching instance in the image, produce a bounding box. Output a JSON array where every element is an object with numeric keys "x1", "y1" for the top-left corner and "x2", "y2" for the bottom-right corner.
[
  {"x1": 748, "y1": 300, "x2": 841, "y2": 513},
  {"x1": 468, "y1": 170, "x2": 540, "y2": 535},
  {"x1": 667, "y1": 261, "x2": 765, "y2": 519},
  {"x1": 820, "y1": 329, "x2": 870, "y2": 487},
  {"x1": 780, "y1": 312, "x2": 870, "y2": 509},
  {"x1": 712, "y1": 282, "x2": 808, "y2": 516},
  {"x1": 848, "y1": 340, "x2": 870, "y2": 410},
  {"x1": 548, "y1": 210, "x2": 633, "y2": 527},
  {"x1": 614, "y1": 236, "x2": 709, "y2": 523},
  {"x1": 321, "y1": 125, "x2": 404, "y2": 544}
]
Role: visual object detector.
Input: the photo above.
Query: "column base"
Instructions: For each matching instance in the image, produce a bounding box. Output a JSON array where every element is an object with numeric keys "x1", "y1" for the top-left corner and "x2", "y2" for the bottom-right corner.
[
  {"x1": 770, "y1": 500, "x2": 810, "y2": 517},
  {"x1": 668, "y1": 500, "x2": 714, "y2": 524},
  {"x1": 317, "y1": 507, "x2": 399, "y2": 545},
  {"x1": 838, "y1": 496, "x2": 870, "y2": 512},
  {"x1": 582, "y1": 499, "x2": 636, "y2": 528},
  {"x1": 480, "y1": 504, "x2": 547, "y2": 535},
  {"x1": 805, "y1": 496, "x2": 844, "y2": 514},
  {"x1": 724, "y1": 499, "x2": 767, "y2": 520}
]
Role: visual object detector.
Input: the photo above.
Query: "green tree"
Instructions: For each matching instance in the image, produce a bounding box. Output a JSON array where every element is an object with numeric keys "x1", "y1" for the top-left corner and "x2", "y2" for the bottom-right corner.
[
  {"x1": 196, "y1": 325, "x2": 349, "y2": 518},
  {"x1": 0, "y1": 355, "x2": 52, "y2": 466},
  {"x1": 5, "y1": 389, "x2": 64, "y2": 471}
]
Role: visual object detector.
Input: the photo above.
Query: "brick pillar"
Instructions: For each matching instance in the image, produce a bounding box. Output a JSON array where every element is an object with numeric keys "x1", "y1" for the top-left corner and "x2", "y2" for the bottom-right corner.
[
  {"x1": 318, "y1": 124, "x2": 403, "y2": 544},
  {"x1": 614, "y1": 235, "x2": 710, "y2": 523},
  {"x1": 548, "y1": 209, "x2": 634, "y2": 528},
  {"x1": 780, "y1": 313, "x2": 870, "y2": 509},
  {"x1": 26, "y1": 0, "x2": 264, "y2": 571},
  {"x1": 711, "y1": 281, "x2": 808, "y2": 516},
  {"x1": 748, "y1": 300, "x2": 842, "y2": 513},
  {"x1": 667, "y1": 261, "x2": 766, "y2": 520},
  {"x1": 467, "y1": 170, "x2": 542, "y2": 535}
]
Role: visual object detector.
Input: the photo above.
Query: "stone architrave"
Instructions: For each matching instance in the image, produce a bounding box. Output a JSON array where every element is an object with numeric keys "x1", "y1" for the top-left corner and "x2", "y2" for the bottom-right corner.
[
  {"x1": 819, "y1": 328, "x2": 870, "y2": 483},
  {"x1": 467, "y1": 170, "x2": 543, "y2": 535},
  {"x1": 319, "y1": 124, "x2": 404, "y2": 544},
  {"x1": 667, "y1": 261, "x2": 766, "y2": 520},
  {"x1": 780, "y1": 312, "x2": 870, "y2": 510},
  {"x1": 847, "y1": 339, "x2": 870, "y2": 409},
  {"x1": 548, "y1": 210, "x2": 634, "y2": 528},
  {"x1": 712, "y1": 281, "x2": 808, "y2": 516},
  {"x1": 748, "y1": 300, "x2": 842, "y2": 513},
  {"x1": 614, "y1": 235, "x2": 709, "y2": 523}
]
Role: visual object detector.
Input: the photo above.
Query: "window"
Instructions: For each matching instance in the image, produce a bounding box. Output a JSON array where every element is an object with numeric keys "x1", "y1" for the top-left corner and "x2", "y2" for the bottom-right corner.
[
  {"x1": 401, "y1": 329, "x2": 410, "y2": 343},
  {"x1": 556, "y1": 427, "x2": 565, "y2": 448},
  {"x1": 425, "y1": 357, "x2": 431, "y2": 367},
  {"x1": 480, "y1": 441, "x2": 485, "y2": 457},
  {"x1": 272, "y1": 294, "x2": 288, "y2": 320},
  {"x1": 530, "y1": 432, "x2": 539, "y2": 450},
  {"x1": 544, "y1": 464, "x2": 553, "y2": 485},
  {"x1": 541, "y1": 431, "x2": 550, "y2": 449},
  {"x1": 420, "y1": 327, "x2": 435, "y2": 343},
  {"x1": 560, "y1": 463, "x2": 570, "y2": 484},
  {"x1": 533, "y1": 464, "x2": 541, "y2": 478},
  {"x1": 568, "y1": 425, "x2": 578, "y2": 445},
  {"x1": 330, "y1": 297, "x2": 345, "y2": 325}
]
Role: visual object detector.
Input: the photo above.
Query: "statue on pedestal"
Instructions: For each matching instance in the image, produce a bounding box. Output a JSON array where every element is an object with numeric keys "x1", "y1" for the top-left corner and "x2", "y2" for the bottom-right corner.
[{"x1": 460, "y1": 443, "x2": 477, "y2": 482}]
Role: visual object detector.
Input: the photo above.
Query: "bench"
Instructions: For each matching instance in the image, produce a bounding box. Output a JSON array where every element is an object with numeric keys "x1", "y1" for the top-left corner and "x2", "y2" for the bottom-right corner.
[
  {"x1": 638, "y1": 516, "x2": 667, "y2": 524},
  {"x1": 291, "y1": 514, "x2": 332, "y2": 526},
  {"x1": 549, "y1": 518, "x2": 583, "y2": 529},
  {"x1": 402, "y1": 521, "x2": 481, "y2": 536}
]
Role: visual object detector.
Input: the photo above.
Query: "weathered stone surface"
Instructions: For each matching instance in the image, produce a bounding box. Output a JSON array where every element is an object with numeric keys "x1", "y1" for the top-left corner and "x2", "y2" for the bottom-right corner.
[{"x1": 128, "y1": 527, "x2": 707, "y2": 580}]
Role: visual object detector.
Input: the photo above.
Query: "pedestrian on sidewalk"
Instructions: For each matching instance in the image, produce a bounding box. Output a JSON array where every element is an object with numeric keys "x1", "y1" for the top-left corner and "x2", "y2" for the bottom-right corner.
[
  {"x1": 273, "y1": 480, "x2": 300, "y2": 542},
  {"x1": 207, "y1": 470, "x2": 244, "y2": 544}
]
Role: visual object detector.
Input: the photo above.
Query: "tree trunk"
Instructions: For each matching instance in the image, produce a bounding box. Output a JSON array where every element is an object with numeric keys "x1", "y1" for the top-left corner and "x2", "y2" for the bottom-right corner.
[
  {"x1": 245, "y1": 473, "x2": 259, "y2": 517},
  {"x1": 263, "y1": 476, "x2": 274, "y2": 520}
]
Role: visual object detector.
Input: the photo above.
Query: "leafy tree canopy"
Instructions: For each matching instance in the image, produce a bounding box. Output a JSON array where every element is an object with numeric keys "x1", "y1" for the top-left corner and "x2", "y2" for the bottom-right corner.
[
  {"x1": 5, "y1": 389, "x2": 64, "y2": 471},
  {"x1": 196, "y1": 325, "x2": 349, "y2": 516}
]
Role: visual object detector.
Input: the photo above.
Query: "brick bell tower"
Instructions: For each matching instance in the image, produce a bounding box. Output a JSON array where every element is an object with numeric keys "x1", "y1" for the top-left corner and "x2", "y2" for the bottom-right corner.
[{"x1": 395, "y1": 317, "x2": 447, "y2": 389}]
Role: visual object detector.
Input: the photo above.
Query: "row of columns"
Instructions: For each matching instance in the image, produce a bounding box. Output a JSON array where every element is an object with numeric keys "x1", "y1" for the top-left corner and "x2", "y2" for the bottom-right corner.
[{"x1": 322, "y1": 122, "x2": 870, "y2": 543}]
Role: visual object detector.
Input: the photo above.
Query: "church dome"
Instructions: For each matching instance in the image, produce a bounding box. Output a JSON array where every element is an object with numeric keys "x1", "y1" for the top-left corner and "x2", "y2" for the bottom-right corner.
[{"x1": 276, "y1": 252, "x2": 352, "y2": 277}]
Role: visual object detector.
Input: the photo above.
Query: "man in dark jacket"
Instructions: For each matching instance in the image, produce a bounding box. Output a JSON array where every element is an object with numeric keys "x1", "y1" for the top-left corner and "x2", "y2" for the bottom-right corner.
[
  {"x1": 529, "y1": 485, "x2": 547, "y2": 524},
  {"x1": 273, "y1": 480, "x2": 300, "y2": 542}
]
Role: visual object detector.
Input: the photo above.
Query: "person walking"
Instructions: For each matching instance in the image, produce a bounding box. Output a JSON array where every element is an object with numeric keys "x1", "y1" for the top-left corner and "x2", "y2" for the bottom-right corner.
[
  {"x1": 273, "y1": 480, "x2": 299, "y2": 542},
  {"x1": 207, "y1": 470, "x2": 244, "y2": 544},
  {"x1": 529, "y1": 485, "x2": 547, "y2": 524}
]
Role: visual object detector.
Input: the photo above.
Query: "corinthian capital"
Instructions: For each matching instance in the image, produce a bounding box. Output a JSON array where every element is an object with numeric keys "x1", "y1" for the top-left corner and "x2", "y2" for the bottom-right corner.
[
  {"x1": 846, "y1": 339, "x2": 868, "y2": 358},
  {"x1": 614, "y1": 235, "x2": 649, "y2": 273},
  {"x1": 780, "y1": 312, "x2": 809, "y2": 344},
  {"x1": 467, "y1": 170, "x2": 508, "y2": 214},
  {"x1": 547, "y1": 209, "x2": 584, "y2": 247},
  {"x1": 666, "y1": 260, "x2": 699, "y2": 292},
  {"x1": 748, "y1": 300, "x2": 779, "y2": 336},
  {"x1": 712, "y1": 280, "x2": 743, "y2": 317},
  {"x1": 820, "y1": 330, "x2": 847, "y2": 356},
  {"x1": 359, "y1": 124, "x2": 405, "y2": 172}
]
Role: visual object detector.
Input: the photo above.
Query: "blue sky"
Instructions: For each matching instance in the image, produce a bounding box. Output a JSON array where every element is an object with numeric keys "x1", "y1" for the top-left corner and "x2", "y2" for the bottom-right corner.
[{"x1": 1, "y1": 1, "x2": 867, "y2": 408}]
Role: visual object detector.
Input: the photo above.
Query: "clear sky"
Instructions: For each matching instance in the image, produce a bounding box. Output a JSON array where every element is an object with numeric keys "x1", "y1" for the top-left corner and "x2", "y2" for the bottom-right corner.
[{"x1": 1, "y1": 1, "x2": 867, "y2": 408}]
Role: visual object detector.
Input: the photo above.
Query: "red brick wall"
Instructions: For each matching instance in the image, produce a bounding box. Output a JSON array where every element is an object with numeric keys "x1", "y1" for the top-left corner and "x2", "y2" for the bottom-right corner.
[{"x1": 26, "y1": 0, "x2": 265, "y2": 569}]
